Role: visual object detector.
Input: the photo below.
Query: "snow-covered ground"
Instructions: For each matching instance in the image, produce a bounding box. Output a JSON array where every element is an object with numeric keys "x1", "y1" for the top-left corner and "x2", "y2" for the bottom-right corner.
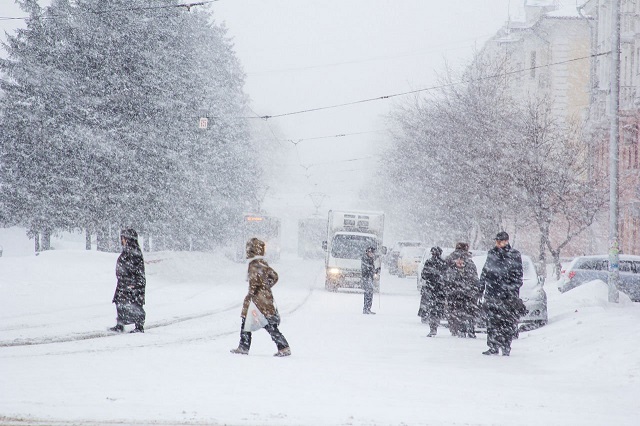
[{"x1": 1, "y1": 229, "x2": 639, "y2": 425}]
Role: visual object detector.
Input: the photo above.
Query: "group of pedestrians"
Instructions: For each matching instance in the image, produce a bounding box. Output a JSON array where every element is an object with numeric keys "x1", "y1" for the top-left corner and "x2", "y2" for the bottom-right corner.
[
  {"x1": 419, "y1": 242, "x2": 479, "y2": 338},
  {"x1": 418, "y1": 232, "x2": 524, "y2": 356},
  {"x1": 109, "y1": 227, "x2": 521, "y2": 358}
]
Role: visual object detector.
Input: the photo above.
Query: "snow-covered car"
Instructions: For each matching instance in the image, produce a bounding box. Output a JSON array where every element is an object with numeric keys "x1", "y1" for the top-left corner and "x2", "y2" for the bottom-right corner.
[
  {"x1": 557, "y1": 255, "x2": 640, "y2": 301},
  {"x1": 397, "y1": 246, "x2": 427, "y2": 278},
  {"x1": 386, "y1": 241, "x2": 423, "y2": 275},
  {"x1": 473, "y1": 253, "x2": 548, "y2": 327}
]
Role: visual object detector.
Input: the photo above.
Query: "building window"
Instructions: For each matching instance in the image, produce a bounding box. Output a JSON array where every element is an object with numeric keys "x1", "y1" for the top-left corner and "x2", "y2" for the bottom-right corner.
[
  {"x1": 530, "y1": 51, "x2": 536, "y2": 78},
  {"x1": 624, "y1": 55, "x2": 629, "y2": 86}
]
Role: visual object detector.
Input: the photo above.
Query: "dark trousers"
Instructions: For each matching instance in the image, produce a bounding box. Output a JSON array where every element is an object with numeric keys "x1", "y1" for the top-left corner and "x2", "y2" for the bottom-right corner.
[
  {"x1": 486, "y1": 306, "x2": 518, "y2": 350},
  {"x1": 116, "y1": 302, "x2": 145, "y2": 329},
  {"x1": 419, "y1": 287, "x2": 445, "y2": 329},
  {"x1": 362, "y1": 277, "x2": 374, "y2": 312},
  {"x1": 238, "y1": 317, "x2": 289, "y2": 351}
]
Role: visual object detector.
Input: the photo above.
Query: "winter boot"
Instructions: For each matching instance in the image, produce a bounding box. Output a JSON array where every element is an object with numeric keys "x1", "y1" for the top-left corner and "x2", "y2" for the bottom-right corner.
[
  {"x1": 363, "y1": 310, "x2": 376, "y2": 315},
  {"x1": 230, "y1": 347, "x2": 249, "y2": 355},
  {"x1": 482, "y1": 348, "x2": 499, "y2": 356},
  {"x1": 130, "y1": 325, "x2": 144, "y2": 333},
  {"x1": 274, "y1": 347, "x2": 291, "y2": 357},
  {"x1": 427, "y1": 327, "x2": 437, "y2": 337},
  {"x1": 502, "y1": 347, "x2": 511, "y2": 356},
  {"x1": 109, "y1": 324, "x2": 124, "y2": 333}
]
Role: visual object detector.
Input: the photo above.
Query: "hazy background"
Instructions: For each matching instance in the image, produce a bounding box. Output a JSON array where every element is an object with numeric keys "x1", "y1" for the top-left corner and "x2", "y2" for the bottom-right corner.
[{"x1": 0, "y1": 0, "x2": 528, "y2": 248}]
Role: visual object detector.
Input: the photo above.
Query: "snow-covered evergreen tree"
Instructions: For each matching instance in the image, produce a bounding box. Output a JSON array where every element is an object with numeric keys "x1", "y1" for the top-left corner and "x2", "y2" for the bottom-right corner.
[{"x1": 0, "y1": 0, "x2": 260, "y2": 250}]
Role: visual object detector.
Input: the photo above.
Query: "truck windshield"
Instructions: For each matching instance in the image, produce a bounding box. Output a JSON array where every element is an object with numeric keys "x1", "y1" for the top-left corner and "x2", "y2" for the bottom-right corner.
[{"x1": 331, "y1": 235, "x2": 377, "y2": 259}]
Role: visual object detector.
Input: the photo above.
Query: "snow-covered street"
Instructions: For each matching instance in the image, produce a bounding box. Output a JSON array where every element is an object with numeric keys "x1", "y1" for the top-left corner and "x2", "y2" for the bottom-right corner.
[
  {"x1": 1, "y1": 1, "x2": 639, "y2": 424},
  {"x1": 2, "y1": 237, "x2": 639, "y2": 425}
]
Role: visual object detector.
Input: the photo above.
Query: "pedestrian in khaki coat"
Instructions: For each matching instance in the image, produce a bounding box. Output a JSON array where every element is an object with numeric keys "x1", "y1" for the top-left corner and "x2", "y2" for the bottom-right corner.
[{"x1": 231, "y1": 238, "x2": 291, "y2": 357}]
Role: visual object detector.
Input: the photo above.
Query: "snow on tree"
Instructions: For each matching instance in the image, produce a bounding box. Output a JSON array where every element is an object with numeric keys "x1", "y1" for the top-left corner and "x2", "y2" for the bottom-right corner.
[
  {"x1": 381, "y1": 51, "x2": 604, "y2": 262},
  {"x1": 0, "y1": 0, "x2": 260, "y2": 251}
]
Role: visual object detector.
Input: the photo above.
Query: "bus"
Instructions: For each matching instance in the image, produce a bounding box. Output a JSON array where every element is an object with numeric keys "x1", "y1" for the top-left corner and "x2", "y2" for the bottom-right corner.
[{"x1": 237, "y1": 213, "x2": 281, "y2": 262}]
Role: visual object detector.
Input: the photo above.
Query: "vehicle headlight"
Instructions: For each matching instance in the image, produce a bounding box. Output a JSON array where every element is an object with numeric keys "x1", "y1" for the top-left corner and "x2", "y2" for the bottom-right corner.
[{"x1": 328, "y1": 268, "x2": 341, "y2": 275}]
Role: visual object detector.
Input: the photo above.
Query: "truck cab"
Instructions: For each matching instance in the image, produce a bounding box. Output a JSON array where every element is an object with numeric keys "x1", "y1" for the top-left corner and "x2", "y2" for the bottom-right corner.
[{"x1": 323, "y1": 211, "x2": 385, "y2": 292}]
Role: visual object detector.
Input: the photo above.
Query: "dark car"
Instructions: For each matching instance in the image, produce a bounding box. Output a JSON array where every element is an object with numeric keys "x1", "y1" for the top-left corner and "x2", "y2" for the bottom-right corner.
[{"x1": 557, "y1": 255, "x2": 640, "y2": 301}]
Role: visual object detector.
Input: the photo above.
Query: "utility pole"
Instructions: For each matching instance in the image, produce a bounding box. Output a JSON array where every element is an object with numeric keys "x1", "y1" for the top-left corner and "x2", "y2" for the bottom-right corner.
[{"x1": 608, "y1": 0, "x2": 621, "y2": 303}]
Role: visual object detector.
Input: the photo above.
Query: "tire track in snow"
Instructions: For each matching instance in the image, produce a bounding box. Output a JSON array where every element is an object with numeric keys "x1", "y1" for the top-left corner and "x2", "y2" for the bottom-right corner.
[
  {"x1": 0, "y1": 259, "x2": 322, "y2": 355},
  {"x1": 0, "y1": 302, "x2": 241, "y2": 348}
]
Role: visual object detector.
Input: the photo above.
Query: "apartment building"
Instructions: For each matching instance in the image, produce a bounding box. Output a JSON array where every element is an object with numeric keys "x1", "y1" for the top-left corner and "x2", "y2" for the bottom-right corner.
[
  {"x1": 481, "y1": 1, "x2": 591, "y2": 126},
  {"x1": 583, "y1": 0, "x2": 640, "y2": 255}
]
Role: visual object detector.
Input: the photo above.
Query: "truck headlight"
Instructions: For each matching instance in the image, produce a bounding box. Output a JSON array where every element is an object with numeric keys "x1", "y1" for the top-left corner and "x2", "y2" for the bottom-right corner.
[{"x1": 328, "y1": 268, "x2": 341, "y2": 275}]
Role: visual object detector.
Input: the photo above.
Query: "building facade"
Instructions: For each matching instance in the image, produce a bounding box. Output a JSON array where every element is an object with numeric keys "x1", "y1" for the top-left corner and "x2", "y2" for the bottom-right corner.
[
  {"x1": 583, "y1": 0, "x2": 640, "y2": 255},
  {"x1": 480, "y1": 1, "x2": 594, "y2": 258},
  {"x1": 482, "y1": 1, "x2": 591, "y2": 126}
]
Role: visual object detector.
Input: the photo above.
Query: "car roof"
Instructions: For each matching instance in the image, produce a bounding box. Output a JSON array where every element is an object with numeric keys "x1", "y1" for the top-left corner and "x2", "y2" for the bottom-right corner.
[
  {"x1": 393, "y1": 241, "x2": 423, "y2": 247},
  {"x1": 568, "y1": 254, "x2": 640, "y2": 266},
  {"x1": 399, "y1": 246, "x2": 426, "y2": 254}
]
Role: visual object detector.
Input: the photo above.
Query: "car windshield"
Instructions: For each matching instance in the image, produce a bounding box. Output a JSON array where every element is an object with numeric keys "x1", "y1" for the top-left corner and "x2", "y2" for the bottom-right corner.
[
  {"x1": 574, "y1": 258, "x2": 608, "y2": 270},
  {"x1": 331, "y1": 235, "x2": 377, "y2": 259},
  {"x1": 571, "y1": 258, "x2": 640, "y2": 273},
  {"x1": 620, "y1": 260, "x2": 640, "y2": 273}
]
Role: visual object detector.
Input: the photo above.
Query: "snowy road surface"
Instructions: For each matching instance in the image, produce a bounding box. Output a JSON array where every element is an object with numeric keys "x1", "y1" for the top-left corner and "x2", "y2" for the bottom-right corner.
[{"x1": 1, "y1": 249, "x2": 640, "y2": 425}]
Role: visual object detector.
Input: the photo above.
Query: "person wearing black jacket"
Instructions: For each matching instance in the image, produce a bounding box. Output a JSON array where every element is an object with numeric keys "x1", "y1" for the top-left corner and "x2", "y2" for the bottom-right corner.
[
  {"x1": 418, "y1": 247, "x2": 447, "y2": 337},
  {"x1": 444, "y1": 249, "x2": 480, "y2": 338},
  {"x1": 110, "y1": 229, "x2": 146, "y2": 333},
  {"x1": 361, "y1": 246, "x2": 379, "y2": 314},
  {"x1": 479, "y1": 231, "x2": 523, "y2": 356}
]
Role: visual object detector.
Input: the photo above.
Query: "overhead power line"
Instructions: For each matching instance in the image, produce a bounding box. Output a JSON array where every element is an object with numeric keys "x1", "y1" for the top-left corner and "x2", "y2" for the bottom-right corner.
[
  {"x1": 0, "y1": 1, "x2": 218, "y2": 21},
  {"x1": 255, "y1": 51, "x2": 611, "y2": 120},
  {"x1": 282, "y1": 129, "x2": 388, "y2": 143},
  {"x1": 247, "y1": 32, "x2": 497, "y2": 76}
]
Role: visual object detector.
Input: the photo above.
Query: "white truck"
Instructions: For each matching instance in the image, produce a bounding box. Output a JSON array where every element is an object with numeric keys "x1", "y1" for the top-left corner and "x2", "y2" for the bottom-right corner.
[{"x1": 322, "y1": 210, "x2": 386, "y2": 292}]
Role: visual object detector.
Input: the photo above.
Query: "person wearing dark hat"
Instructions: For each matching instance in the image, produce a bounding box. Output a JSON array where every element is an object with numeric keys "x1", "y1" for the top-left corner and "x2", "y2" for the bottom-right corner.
[
  {"x1": 418, "y1": 246, "x2": 447, "y2": 336},
  {"x1": 479, "y1": 231, "x2": 523, "y2": 356},
  {"x1": 230, "y1": 237, "x2": 291, "y2": 357},
  {"x1": 110, "y1": 229, "x2": 146, "y2": 333},
  {"x1": 361, "y1": 246, "x2": 380, "y2": 314}
]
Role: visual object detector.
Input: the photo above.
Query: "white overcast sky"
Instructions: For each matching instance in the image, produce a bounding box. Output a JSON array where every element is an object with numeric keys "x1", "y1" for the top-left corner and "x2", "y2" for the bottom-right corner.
[{"x1": 0, "y1": 0, "x2": 527, "y2": 214}]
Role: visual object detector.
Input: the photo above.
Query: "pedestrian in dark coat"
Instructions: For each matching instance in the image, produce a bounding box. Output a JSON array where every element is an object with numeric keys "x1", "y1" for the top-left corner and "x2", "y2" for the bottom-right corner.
[
  {"x1": 479, "y1": 231, "x2": 524, "y2": 356},
  {"x1": 231, "y1": 238, "x2": 291, "y2": 357},
  {"x1": 110, "y1": 229, "x2": 146, "y2": 333},
  {"x1": 361, "y1": 246, "x2": 379, "y2": 315},
  {"x1": 444, "y1": 247, "x2": 480, "y2": 338},
  {"x1": 418, "y1": 246, "x2": 447, "y2": 337}
]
